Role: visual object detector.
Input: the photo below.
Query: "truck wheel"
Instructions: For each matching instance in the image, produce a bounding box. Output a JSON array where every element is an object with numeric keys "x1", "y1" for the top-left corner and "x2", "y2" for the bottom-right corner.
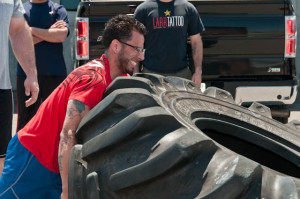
[{"x1": 69, "y1": 74, "x2": 300, "y2": 199}]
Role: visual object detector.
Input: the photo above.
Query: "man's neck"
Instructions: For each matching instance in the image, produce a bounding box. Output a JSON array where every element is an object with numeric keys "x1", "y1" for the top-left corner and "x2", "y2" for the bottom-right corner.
[
  {"x1": 104, "y1": 52, "x2": 122, "y2": 81},
  {"x1": 30, "y1": 0, "x2": 48, "y2": 3},
  {"x1": 159, "y1": 0, "x2": 173, "y2": 2}
]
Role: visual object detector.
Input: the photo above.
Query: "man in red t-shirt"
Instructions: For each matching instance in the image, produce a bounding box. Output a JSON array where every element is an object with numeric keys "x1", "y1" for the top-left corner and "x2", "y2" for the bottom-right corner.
[{"x1": 0, "y1": 15, "x2": 146, "y2": 199}]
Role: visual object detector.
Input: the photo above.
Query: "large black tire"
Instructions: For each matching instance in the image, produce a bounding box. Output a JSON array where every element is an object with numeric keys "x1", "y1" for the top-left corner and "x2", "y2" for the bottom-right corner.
[{"x1": 69, "y1": 73, "x2": 300, "y2": 199}]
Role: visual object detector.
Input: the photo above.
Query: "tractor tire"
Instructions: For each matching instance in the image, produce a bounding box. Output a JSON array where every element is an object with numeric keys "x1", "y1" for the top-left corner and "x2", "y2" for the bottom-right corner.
[{"x1": 69, "y1": 73, "x2": 300, "y2": 199}]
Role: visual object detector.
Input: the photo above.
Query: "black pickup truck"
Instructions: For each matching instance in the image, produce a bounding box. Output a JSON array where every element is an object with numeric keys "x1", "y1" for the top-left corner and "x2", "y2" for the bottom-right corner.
[{"x1": 62, "y1": 0, "x2": 298, "y2": 122}]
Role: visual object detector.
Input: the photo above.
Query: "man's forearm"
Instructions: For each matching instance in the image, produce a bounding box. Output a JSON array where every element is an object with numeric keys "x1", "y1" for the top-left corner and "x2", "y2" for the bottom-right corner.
[
  {"x1": 10, "y1": 22, "x2": 37, "y2": 77},
  {"x1": 32, "y1": 35, "x2": 43, "y2": 45},
  {"x1": 190, "y1": 34, "x2": 203, "y2": 87},
  {"x1": 31, "y1": 27, "x2": 68, "y2": 43},
  {"x1": 59, "y1": 128, "x2": 77, "y2": 196},
  {"x1": 59, "y1": 100, "x2": 90, "y2": 199},
  {"x1": 191, "y1": 36, "x2": 203, "y2": 74}
]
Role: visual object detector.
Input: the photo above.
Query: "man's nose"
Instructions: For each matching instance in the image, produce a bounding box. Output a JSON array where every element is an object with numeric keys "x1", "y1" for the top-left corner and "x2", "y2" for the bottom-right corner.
[{"x1": 137, "y1": 51, "x2": 144, "y2": 61}]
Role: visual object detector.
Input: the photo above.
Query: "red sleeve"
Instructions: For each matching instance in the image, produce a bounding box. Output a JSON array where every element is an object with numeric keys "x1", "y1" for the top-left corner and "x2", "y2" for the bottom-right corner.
[{"x1": 69, "y1": 72, "x2": 106, "y2": 109}]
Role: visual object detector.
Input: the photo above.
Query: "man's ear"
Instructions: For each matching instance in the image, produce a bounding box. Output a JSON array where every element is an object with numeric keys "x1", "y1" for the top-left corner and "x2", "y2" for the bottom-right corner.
[{"x1": 111, "y1": 39, "x2": 121, "y2": 54}]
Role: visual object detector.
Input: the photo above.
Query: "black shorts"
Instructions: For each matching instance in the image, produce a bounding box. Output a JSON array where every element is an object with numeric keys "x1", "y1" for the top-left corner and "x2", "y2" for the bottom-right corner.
[
  {"x1": 0, "y1": 89, "x2": 13, "y2": 157},
  {"x1": 16, "y1": 76, "x2": 66, "y2": 131}
]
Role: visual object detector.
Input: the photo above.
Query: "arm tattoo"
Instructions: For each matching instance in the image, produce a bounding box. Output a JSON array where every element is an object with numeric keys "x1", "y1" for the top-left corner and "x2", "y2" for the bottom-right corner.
[
  {"x1": 59, "y1": 100, "x2": 84, "y2": 173},
  {"x1": 66, "y1": 100, "x2": 86, "y2": 119},
  {"x1": 73, "y1": 100, "x2": 86, "y2": 113},
  {"x1": 67, "y1": 107, "x2": 80, "y2": 119},
  {"x1": 59, "y1": 128, "x2": 77, "y2": 172},
  {"x1": 58, "y1": 154, "x2": 63, "y2": 171},
  {"x1": 60, "y1": 128, "x2": 77, "y2": 145},
  {"x1": 59, "y1": 128, "x2": 69, "y2": 172}
]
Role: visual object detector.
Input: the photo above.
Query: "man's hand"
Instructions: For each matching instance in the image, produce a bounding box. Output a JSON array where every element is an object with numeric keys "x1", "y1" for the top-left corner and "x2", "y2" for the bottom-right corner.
[
  {"x1": 30, "y1": 20, "x2": 67, "y2": 44},
  {"x1": 31, "y1": 20, "x2": 68, "y2": 43},
  {"x1": 50, "y1": 20, "x2": 67, "y2": 29},
  {"x1": 192, "y1": 67, "x2": 202, "y2": 87},
  {"x1": 24, "y1": 75, "x2": 39, "y2": 107}
]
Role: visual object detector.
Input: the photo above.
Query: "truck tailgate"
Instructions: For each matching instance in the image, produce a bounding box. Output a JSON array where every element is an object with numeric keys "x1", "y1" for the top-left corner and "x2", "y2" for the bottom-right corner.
[{"x1": 80, "y1": 0, "x2": 291, "y2": 80}]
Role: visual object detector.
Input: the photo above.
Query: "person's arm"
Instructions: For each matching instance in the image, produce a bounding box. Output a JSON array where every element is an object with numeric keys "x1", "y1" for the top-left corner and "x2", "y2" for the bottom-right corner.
[
  {"x1": 59, "y1": 100, "x2": 90, "y2": 199},
  {"x1": 32, "y1": 35, "x2": 43, "y2": 44},
  {"x1": 9, "y1": 16, "x2": 39, "y2": 107},
  {"x1": 190, "y1": 33, "x2": 203, "y2": 87},
  {"x1": 31, "y1": 20, "x2": 68, "y2": 43}
]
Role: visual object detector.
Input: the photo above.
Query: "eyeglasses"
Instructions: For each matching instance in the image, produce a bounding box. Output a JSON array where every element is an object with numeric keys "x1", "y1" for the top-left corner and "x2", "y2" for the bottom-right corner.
[{"x1": 119, "y1": 40, "x2": 145, "y2": 54}]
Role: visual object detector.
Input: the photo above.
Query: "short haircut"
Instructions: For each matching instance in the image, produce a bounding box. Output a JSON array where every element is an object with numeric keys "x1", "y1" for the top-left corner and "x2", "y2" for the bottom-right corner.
[{"x1": 102, "y1": 15, "x2": 146, "y2": 49}]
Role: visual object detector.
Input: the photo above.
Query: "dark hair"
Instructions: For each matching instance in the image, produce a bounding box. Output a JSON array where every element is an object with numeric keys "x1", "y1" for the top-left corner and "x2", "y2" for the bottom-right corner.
[{"x1": 102, "y1": 15, "x2": 146, "y2": 49}]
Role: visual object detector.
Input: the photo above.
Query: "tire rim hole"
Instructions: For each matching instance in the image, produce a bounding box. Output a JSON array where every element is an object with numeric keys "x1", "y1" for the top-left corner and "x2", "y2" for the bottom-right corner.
[{"x1": 192, "y1": 112, "x2": 299, "y2": 178}]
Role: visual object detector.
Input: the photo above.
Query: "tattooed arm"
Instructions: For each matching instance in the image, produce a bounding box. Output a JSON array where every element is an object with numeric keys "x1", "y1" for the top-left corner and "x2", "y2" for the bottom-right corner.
[{"x1": 59, "y1": 100, "x2": 90, "y2": 199}]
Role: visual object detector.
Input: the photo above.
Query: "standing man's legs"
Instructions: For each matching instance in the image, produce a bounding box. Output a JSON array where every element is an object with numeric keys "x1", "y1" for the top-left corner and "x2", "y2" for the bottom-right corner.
[
  {"x1": 0, "y1": 89, "x2": 13, "y2": 179},
  {"x1": 16, "y1": 76, "x2": 65, "y2": 131}
]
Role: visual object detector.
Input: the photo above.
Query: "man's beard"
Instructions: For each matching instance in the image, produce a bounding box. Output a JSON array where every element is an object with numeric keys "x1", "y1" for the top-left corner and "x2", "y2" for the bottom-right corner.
[
  {"x1": 118, "y1": 48, "x2": 134, "y2": 75},
  {"x1": 126, "y1": 68, "x2": 134, "y2": 76}
]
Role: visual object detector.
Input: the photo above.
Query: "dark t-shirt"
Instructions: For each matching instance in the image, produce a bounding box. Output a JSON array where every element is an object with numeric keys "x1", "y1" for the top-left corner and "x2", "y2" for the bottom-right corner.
[
  {"x1": 134, "y1": 0, "x2": 204, "y2": 72},
  {"x1": 17, "y1": 0, "x2": 69, "y2": 76}
]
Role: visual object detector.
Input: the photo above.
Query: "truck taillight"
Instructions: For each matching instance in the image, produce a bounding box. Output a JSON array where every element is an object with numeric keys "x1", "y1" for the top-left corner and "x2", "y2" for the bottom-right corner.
[
  {"x1": 76, "y1": 18, "x2": 89, "y2": 60},
  {"x1": 285, "y1": 16, "x2": 297, "y2": 58},
  {"x1": 286, "y1": 39, "x2": 296, "y2": 54},
  {"x1": 77, "y1": 41, "x2": 88, "y2": 56},
  {"x1": 77, "y1": 21, "x2": 88, "y2": 37}
]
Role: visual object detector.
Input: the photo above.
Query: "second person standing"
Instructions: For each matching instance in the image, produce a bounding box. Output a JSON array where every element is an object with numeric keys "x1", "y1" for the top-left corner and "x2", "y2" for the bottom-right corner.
[
  {"x1": 134, "y1": 0, "x2": 205, "y2": 87},
  {"x1": 16, "y1": 0, "x2": 69, "y2": 131}
]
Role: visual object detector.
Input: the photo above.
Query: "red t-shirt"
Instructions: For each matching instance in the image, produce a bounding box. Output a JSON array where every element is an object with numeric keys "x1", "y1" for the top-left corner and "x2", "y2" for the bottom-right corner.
[{"x1": 18, "y1": 55, "x2": 113, "y2": 173}]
